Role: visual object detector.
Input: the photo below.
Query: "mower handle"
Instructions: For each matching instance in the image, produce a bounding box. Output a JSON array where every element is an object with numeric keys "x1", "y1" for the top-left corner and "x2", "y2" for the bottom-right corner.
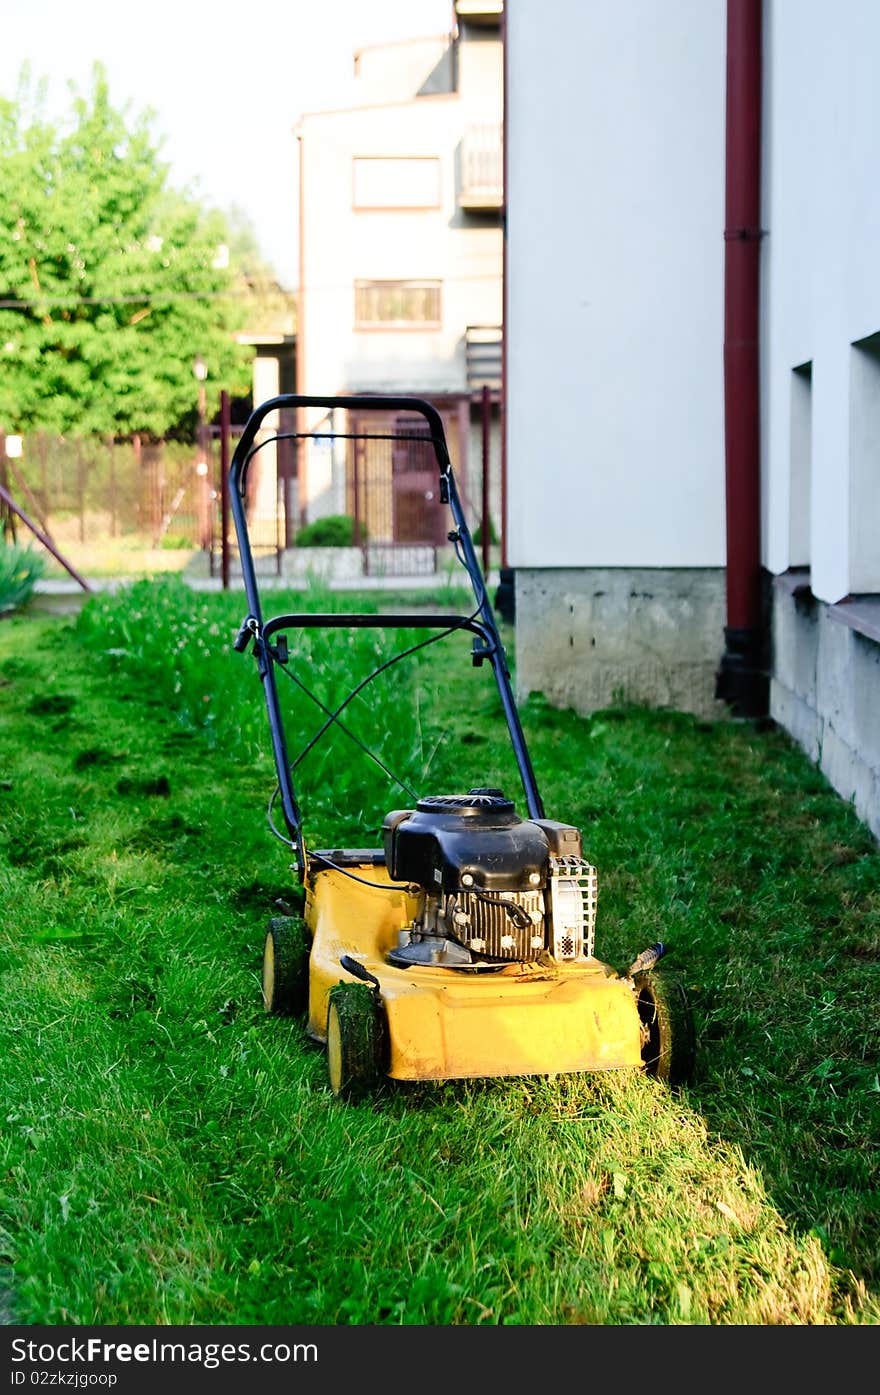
[
  {"x1": 229, "y1": 393, "x2": 451, "y2": 503},
  {"x1": 262, "y1": 612, "x2": 496, "y2": 645},
  {"x1": 229, "y1": 393, "x2": 546, "y2": 877}
]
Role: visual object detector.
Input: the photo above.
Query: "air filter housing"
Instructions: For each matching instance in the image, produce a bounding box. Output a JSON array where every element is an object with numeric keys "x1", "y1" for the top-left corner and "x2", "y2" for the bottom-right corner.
[{"x1": 383, "y1": 788, "x2": 550, "y2": 893}]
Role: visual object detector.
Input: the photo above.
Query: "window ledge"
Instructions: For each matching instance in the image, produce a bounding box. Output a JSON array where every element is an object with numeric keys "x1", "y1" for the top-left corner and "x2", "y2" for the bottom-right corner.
[
  {"x1": 829, "y1": 594, "x2": 880, "y2": 645},
  {"x1": 773, "y1": 567, "x2": 811, "y2": 597},
  {"x1": 774, "y1": 570, "x2": 880, "y2": 644}
]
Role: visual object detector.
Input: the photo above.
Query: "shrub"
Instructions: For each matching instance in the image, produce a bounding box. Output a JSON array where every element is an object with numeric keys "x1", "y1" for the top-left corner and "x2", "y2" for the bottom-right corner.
[
  {"x1": 295, "y1": 515, "x2": 364, "y2": 548},
  {"x1": 0, "y1": 541, "x2": 46, "y2": 614}
]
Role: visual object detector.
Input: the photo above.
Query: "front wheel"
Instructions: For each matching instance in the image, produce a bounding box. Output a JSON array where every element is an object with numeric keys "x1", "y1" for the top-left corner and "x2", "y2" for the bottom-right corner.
[
  {"x1": 326, "y1": 982, "x2": 387, "y2": 1100},
  {"x1": 262, "y1": 916, "x2": 310, "y2": 1017},
  {"x1": 633, "y1": 969, "x2": 695, "y2": 1085}
]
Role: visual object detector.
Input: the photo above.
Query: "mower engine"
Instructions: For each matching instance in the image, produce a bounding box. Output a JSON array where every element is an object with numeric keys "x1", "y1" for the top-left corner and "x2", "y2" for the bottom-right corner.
[{"x1": 383, "y1": 789, "x2": 598, "y2": 969}]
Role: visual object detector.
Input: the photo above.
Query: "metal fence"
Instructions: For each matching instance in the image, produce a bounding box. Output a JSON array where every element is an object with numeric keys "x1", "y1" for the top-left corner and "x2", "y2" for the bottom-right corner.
[
  {"x1": 0, "y1": 391, "x2": 499, "y2": 584},
  {"x1": 1, "y1": 430, "x2": 232, "y2": 547}
]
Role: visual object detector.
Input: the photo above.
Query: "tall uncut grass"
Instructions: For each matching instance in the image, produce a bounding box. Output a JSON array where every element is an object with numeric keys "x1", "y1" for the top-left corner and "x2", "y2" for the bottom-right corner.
[
  {"x1": 0, "y1": 576, "x2": 878, "y2": 1326},
  {"x1": 73, "y1": 574, "x2": 483, "y2": 845}
]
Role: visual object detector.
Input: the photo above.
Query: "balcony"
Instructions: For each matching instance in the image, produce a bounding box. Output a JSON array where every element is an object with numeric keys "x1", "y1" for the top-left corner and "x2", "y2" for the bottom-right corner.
[
  {"x1": 465, "y1": 325, "x2": 502, "y2": 390},
  {"x1": 459, "y1": 124, "x2": 503, "y2": 210},
  {"x1": 460, "y1": 124, "x2": 502, "y2": 210},
  {"x1": 455, "y1": 0, "x2": 503, "y2": 25}
]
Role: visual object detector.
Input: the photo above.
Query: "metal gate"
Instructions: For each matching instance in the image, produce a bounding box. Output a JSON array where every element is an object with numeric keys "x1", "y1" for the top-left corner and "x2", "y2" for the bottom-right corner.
[{"x1": 347, "y1": 401, "x2": 468, "y2": 575}]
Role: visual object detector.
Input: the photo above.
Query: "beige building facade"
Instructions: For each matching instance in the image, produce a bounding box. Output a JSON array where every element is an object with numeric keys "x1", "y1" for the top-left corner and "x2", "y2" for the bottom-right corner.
[{"x1": 294, "y1": 2, "x2": 503, "y2": 553}]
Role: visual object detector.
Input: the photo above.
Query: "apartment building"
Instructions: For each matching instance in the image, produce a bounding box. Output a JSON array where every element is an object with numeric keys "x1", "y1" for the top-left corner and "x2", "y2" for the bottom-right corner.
[{"x1": 293, "y1": 0, "x2": 503, "y2": 567}]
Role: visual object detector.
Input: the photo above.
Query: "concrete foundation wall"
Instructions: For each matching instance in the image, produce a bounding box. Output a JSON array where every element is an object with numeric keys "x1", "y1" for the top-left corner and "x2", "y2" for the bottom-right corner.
[
  {"x1": 514, "y1": 568, "x2": 728, "y2": 719},
  {"x1": 770, "y1": 581, "x2": 880, "y2": 840}
]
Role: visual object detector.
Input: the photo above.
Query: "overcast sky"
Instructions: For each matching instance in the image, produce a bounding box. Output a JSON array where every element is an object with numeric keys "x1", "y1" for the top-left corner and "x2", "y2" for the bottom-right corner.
[{"x1": 1, "y1": 0, "x2": 455, "y2": 289}]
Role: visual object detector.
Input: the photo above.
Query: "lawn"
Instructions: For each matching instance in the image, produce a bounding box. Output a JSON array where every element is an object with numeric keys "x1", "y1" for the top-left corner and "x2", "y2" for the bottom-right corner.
[{"x1": 0, "y1": 576, "x2": 878, "y2": 1326}]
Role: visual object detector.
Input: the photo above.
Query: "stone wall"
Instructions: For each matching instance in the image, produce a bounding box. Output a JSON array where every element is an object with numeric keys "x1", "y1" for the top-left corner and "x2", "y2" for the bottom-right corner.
[
  {"x1": 513, "y1": 568, "x2": 728, "y2": 719},
  {"x1": 770, "y1": 575, "x2": 880, "y2": 840}
]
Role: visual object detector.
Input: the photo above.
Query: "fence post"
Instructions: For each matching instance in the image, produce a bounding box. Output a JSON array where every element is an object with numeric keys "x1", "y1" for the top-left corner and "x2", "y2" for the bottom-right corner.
[
  {"x1": 0, "y1": 435, "x2": 16, "y2": 543},
  {"x1": 220, "y1": 390, "x2": 230, "y2": 590},
  {"x1": 108, "y1": 436, "x2": 118, "y2": 537},
  {"x1": 352, "y1": 437, "x2": 362, "y2": 546},
  {"x1": 76, "y1": 441, "x2": 86, "y2": 543},
  {"x1": 481, "y1": 384, "x2": 491, "y2": 577}
]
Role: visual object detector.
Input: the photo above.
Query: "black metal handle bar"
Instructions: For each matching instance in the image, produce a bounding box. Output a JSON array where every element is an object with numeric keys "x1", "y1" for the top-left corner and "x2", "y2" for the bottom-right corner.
[
  {"x1": 229, "y1": 393, "x2": 450, "y2": 504},
  {"x1": 262, "y1": 613, "x2": 492, "y2": 641},
  {"x1": 228, "y1": 393, "x2": 545, "y2": 879},
  {"x1": 229, "y1": 394, "x2": 453, "y2": 636}
]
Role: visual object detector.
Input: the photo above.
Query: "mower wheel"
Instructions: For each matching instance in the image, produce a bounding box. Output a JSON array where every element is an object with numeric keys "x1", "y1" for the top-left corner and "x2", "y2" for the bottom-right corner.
[
  {"x1": 633, "y1": 968, "x2": 696, "y2": 1086},
  {"x1": 262, "y1": 916, "x2": 310, "y2": 1017},
  {"x1": 326, "y1": 982, "x2": 387, "y2": 1100}
]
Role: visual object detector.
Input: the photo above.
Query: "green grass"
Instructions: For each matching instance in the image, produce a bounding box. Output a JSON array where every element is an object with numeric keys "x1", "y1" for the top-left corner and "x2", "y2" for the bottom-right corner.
[{"x1": 0, "y1": 577, "x2": 878, "y2": 1326}]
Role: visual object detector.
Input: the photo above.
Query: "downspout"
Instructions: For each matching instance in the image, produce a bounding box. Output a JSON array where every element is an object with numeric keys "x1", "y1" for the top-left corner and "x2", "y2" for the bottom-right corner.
[
  {"x1": 295, "y1": 123, "x2": 307, "y2": 528},
  {"x1": 715, "y1": 0, "x2": 769, "y2": 716}
]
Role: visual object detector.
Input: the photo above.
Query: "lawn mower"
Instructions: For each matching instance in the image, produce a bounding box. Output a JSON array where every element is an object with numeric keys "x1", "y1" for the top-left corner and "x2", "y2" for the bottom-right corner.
[{"x1": 229, "y1": 394, "x2": 695, "y2": 1099}]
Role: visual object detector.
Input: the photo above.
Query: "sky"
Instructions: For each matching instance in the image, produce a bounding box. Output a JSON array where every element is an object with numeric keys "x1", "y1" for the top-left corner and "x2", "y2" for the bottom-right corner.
[{"x1": 1, "y1": 0, "x2": 455, "y2": 290}]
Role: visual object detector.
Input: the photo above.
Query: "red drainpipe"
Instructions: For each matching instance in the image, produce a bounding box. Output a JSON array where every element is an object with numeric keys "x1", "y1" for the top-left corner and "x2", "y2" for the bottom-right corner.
[{"x1": 716, "y1": 0, "x2": 768, "y2": 715}]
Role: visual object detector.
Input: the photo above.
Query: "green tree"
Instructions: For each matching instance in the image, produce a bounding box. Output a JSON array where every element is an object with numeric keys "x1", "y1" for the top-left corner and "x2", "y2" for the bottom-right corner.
[
  {"x1": 225, "y1": 207, "x2": 297, "y2": 338},
  {"x1": 0, "y1": 65, "x2": 254, "y2": 438}
]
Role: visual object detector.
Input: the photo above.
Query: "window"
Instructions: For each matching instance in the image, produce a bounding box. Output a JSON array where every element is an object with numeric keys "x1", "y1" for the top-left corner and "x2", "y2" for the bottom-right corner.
[
  {"x1": 353, "y1": 157, "x2": 441, "y2": 210},
  {"x1": 789, "y1": 361, "x2": 812, "y2": 568},
  {"x1": 354, "y1": 280, "x2": 442, "y2": 329},
  {"x1": 849, "y1": 332, "x2": 880, "y2": 592}
]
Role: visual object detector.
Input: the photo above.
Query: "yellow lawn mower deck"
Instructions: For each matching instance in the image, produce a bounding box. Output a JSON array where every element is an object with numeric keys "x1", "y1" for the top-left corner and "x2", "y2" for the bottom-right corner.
[{"x1": 231, "y1": 394, "x2": 696, "y2": 1101}]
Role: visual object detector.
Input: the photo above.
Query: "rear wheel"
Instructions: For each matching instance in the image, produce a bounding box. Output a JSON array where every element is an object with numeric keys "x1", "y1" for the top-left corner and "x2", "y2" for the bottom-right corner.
[
  {"x1": 326, "y1": 982, "x2": 386, "y2": 1100},
  {"x1": 262, "y1": 916, "x2": 309, "y2": 1017},
  {"x1": 634, "y1": 969, "x2": 695, "y2": 1085}
]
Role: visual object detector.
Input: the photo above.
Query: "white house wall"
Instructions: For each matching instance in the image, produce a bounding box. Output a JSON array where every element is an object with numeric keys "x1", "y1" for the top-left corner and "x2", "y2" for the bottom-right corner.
[
  {"x1": 505, "y1": 0, "x2": 727, "y2": 571},
  {"x1": 763, "y1": 0, "x2": 880, "y2": 604},
  {"x1": 297, "y1": 21, "x2": 504, "y2": 530},
  {"x1": 763, "y1": 0, "x2": 880, "y2": 839},
  {"x1": 506, "y1": 0, "x2": 729, "y2": 719},
  {"x1": 505, "y1": 0, "x2": 880, "y2": 833},
  {"x1": 299, "y1": 103, "x2": 502, "y2": 399},
  {"x1": 458, "y1": 23, "x2": 503, "y2": 120}
]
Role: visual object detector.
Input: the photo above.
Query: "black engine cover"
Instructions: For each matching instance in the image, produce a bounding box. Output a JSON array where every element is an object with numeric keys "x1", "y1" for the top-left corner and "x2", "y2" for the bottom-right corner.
[{"x1": 383, "y1": 789, "x2": 551, "y2": 893}]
